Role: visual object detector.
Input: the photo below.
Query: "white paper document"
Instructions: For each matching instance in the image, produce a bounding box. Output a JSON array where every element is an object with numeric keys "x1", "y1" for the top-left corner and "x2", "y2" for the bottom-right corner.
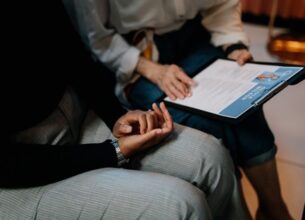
[{"x1": 164, "y1": 59, "x2": 303, "y2": 120}]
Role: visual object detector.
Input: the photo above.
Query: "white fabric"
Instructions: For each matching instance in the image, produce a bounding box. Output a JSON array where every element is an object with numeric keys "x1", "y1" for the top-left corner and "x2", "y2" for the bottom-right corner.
[{"x1": 63, "y1": 0, "x2": 249, "y2": 102}]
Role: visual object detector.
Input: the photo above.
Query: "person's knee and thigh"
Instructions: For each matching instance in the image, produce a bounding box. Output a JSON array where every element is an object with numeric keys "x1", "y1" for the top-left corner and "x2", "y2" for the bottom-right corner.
[
  {"x1": 79, "y1": 107, "x2": 250, "y2": 219},
  {"x1": 0, "y1": 168, "x2": 211, "y2": 220},
  {"x1": 2, "y1": 88, "x2": 213, "y2": 219},
  {"x1": 130, "y1": 123, "x2": 250, "y2": 220}
]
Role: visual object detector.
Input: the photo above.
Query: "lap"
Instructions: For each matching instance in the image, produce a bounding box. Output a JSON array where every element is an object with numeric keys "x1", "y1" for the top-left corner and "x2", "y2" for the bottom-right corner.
[
  {"x1": 79, "y1": 114, "x2": 233, "y2": 188},
  {"x1": 1, "y1": 109, "x2": 237, "y2": 220},
  {"x1": 0, "y1": 117, "x2": 228, "y2": 219},
  {"x1": 0, "y1": 168, "x2": 209, "y2": 220},
  {"x1": 130, "y1": 123, "x2": 233, "y2": 186},
  {"x1": 173, "y1": 108, "x2": 275, "y2": 166}
]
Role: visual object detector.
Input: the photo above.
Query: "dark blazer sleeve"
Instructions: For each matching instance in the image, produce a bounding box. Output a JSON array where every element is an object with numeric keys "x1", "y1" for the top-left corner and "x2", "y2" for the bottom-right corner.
[
  {"x1": 70, "y1": 61, "x2": 127, "y2": 130},
  {"x1": 0, "y1": 133, "x2": 118, "y2": 188},
  {"x1": 0, "y1": 0, "x2": 126, "y2": 188}
]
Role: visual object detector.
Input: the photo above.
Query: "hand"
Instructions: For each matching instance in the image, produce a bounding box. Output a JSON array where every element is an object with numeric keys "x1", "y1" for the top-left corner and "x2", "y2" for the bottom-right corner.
[
  {"x1": 154, "y1": 64, "x2": 194, "y2": 100},
  {"x1": 227, "y1": 49, "x2": 253, "y2": 65},
  {"x1": 136, "y1": 57, "x2": 195, "y2": 100},
  {"x1": 118, "y1": 102, "x2": 173, "y2": 158},
  {"x1": 113, "y1": 110, "x2": 160, "y2": 137}
]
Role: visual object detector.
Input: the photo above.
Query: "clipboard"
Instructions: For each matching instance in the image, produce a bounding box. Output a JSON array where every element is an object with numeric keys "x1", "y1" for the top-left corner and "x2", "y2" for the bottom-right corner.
[{"x1": 164, "y1": 58, "x2": 305, "y2": 124}]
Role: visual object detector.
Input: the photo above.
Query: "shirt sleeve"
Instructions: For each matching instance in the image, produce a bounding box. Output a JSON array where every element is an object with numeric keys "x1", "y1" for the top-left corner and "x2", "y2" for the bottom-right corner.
[
  {"x1": 200, "y1": 0, "x2": 249, "y2": 47},
  {"x1": 64, "y1": 0, "x2": 140, "y2": 85}
]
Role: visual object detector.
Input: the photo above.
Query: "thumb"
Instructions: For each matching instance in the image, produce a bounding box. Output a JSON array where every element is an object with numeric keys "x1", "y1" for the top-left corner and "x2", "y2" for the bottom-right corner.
[{"x1": 118, "y1": 123, "x2": 133, "y2": 134}]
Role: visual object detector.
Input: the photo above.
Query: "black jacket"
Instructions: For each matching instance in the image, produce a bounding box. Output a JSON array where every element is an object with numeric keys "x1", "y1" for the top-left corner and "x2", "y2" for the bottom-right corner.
[{"x1": 1, "y1": 0, "x2": 126, "y2": 187}]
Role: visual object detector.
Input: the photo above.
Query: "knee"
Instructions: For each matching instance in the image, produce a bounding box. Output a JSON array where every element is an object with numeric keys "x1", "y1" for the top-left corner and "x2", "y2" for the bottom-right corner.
[
  {"x1": 82, "y1": 170, "x2": 211, "y2": 220},
  {"x1": 158, "y1": 176, "x2": 212, "y2": 220},
  {"x1": 178, "y1": 127, "x2": 236, "y2": 195},
  {"x1": 186, "y1": 133, "x2": 241, "y2": 218},
  {"x1": 182, "y1": 126, "x2": 235, "y2": 174},
  {"x1": 199, "y1": 133, "x2": 235, "y2": 173}
]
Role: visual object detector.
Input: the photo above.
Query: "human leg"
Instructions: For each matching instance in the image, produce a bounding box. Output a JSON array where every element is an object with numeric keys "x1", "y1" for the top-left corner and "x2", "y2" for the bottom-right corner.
[
  {"x1": 130, "y1": 123, "x2": 251, "y2": 220},
  {"x1": 232, "y1": 109, "x2": 292, "y2": 219},
  {"x1": 0, "y1": 168, "x2": 211, "y2": 220},
  {"x1": 127, "y1": 16, "x2": 291, "y2": 218},
  {"x1": 3, "y1": 88, "x2": 212, "y2": 220},
  {"x1": 243, "y1": 160, "x2": 293, "y2": 220},
  {"x1": 171, "y1": 108, "x2": 292, "y2": 220},
  {"x1": 129, "y1": 74, "x2": 290, "y2": 220},
  {"x1": 79, "y1": 112, "x2": 250, "y2": 219}
]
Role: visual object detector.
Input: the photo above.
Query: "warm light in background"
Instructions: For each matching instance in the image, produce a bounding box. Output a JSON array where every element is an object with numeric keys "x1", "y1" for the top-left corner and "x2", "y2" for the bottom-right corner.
[{"x1": 241, "y1": 0, "x2": 305, "y2": 65}]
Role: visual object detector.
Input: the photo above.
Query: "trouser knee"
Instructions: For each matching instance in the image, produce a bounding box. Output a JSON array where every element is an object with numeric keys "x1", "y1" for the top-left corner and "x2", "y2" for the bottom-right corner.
[
  {"x1": 163, "y1": 177, "x2": 212, "y2": 220},
  {"x1": 185, "y1": 132, "x2": 237, "y2": 217}
]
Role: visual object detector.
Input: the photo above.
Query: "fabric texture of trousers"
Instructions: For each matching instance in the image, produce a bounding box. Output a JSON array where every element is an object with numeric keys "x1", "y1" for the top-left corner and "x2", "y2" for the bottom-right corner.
[
  {"x1": 127, "y1": 16, "x2": 276, "y2": 167},
  {"x1": 1, "y1": 88, "x2": 250, "y2": 220}
]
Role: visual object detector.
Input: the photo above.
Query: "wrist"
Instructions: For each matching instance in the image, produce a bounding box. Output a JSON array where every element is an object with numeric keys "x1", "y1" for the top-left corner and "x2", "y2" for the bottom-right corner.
[
  {"x1": 136, "y1": 57, "x2": 159, "y2": 82},
  {"x1": 223, "y1": 42, "x2": 248, "y2": 57},
  {"x1": 110, "y1": 139, "x2": 130, "y2": 167}
]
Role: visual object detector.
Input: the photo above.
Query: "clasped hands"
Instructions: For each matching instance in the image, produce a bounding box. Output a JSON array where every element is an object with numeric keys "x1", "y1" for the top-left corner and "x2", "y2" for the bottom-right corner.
[{"x1": 112, "y1": 102, "x2": 173, "y2": 158}]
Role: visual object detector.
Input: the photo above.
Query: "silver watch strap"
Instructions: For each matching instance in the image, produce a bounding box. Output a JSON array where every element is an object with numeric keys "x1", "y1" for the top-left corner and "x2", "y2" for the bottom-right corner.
[{"x1": 111, "y1": 139, "x2": 129, "y2": 167}]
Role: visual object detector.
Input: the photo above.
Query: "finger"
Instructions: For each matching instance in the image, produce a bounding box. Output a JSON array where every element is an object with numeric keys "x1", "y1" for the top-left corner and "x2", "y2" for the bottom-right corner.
[
  {"x1": 163, "y1": 86, "x2": 177, "y2": 100},
  {"x1": 119, "y1": 111, "x2": 141, "y2": 125},
  {"x1": 152, "y1": 103, "x2": 164, "y2": 126},
  {"x1": 139, "y1": 114, "x2": 147, "y2": 134},
  {"x1": 176, "y1": 69, "x2": 195, "y2": 86},
  {"x1": 146, "y1": 112, "x2": 156, "y2": 132},
  {"x1": 152, "y1": 103, "x2": 162, "y2": 116},
  {"x1": 167, "y1": 82, "x2": 185, "y2": 100},
  {"x1": 137, "y1": 128, "x2": 163, "y2": 148},
  {"x1": 237, "y1": 52, "x2": 249, "y2": 65},
  {"x1": 230, "y1": 50, "x2": 252, "y2": 65},
  {"x1": 171, "y1": 77, "x2": 189, "y2": 98},
  {"x1": 118, "y1": 123, "x2": 133, "y2": 134},
  {"x1": 150, "y1": 110, "x2": 159, "y2": 129},
  {"x1": 160, "y1": 102, "x2": 173, "y2": 131},
  {"x1": 227, "y1": 50, "x2": 241, "y2": 61}
]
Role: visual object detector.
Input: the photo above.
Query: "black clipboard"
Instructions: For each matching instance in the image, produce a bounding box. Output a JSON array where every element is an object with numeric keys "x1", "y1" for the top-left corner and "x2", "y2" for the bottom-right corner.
[{"x1": 164, "y1": 58, "x2": 305, "y2": 124}]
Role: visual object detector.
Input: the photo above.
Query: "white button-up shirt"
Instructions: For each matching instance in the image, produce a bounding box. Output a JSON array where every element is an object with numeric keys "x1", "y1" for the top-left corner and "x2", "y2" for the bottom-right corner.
[{"x1": 64, "y1": 0, "x2": 249, "y2": 103}]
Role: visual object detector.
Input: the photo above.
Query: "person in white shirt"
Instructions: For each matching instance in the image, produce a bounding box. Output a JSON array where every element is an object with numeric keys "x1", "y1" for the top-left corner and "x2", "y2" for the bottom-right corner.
[{"x1": 64, "y1": 0, "x2": 293, "y2": 219}]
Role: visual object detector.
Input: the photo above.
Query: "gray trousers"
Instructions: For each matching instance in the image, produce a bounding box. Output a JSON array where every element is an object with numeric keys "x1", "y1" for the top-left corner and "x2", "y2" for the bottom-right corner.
[{"x1": 1, "y1": 88, "x2": 250, "y2": 220}]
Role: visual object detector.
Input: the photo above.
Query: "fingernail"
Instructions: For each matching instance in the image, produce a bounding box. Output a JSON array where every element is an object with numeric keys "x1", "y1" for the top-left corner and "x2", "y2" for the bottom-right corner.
[{"x1": 121, "y1": 124, "x2": 132, "y2": 131}]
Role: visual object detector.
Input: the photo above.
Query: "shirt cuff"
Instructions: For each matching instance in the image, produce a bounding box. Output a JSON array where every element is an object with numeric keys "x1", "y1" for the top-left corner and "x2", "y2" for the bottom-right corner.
[{"x1": 211, "y1": 32, "x2": 249, "y2": 47}]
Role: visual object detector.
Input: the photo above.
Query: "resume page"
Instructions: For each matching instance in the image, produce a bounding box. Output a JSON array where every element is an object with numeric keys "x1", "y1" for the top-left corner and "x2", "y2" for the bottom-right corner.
[{"x1": 165, "y1": 59, "x2": 302, "y2": 118}]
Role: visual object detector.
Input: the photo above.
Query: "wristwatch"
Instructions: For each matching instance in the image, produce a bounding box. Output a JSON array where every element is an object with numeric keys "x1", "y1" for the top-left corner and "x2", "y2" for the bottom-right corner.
[{"x1": 110, "y1": 139, "x2": 129, "y2": 167}]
